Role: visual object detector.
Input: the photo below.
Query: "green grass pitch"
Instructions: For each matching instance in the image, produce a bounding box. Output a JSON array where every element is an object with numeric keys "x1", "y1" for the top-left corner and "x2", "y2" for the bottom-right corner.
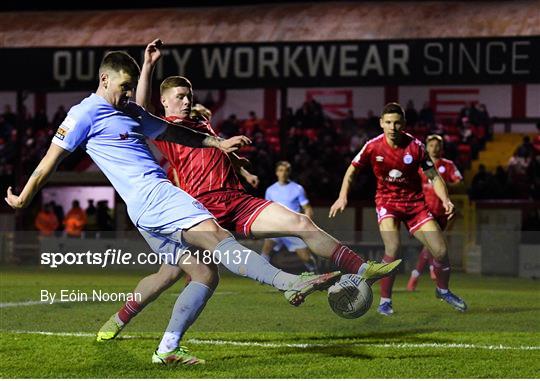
[{"x1": 1, "y1": 266, "x2": 539, "y2": 378}]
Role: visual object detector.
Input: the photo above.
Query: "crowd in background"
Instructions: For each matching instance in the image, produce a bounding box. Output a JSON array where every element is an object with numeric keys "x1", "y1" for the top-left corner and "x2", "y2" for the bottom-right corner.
[{"x1": 1, "y1": 98, "x2": 539, "y2": 233}]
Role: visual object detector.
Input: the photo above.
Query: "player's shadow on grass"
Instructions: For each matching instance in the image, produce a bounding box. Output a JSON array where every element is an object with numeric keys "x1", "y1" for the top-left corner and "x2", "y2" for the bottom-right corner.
[{"x1": 279, "y1": 345, "x2": 444, "y2": 360}]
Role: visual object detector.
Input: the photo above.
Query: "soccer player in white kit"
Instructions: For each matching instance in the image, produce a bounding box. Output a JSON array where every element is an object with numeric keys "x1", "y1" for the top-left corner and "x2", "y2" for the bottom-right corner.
[
  {"x1": 261, "y1": 161, "x2": 318, "y2": 273},
  {"x1": 4, "y1": 48, "x2": 343, "y2": 365}
]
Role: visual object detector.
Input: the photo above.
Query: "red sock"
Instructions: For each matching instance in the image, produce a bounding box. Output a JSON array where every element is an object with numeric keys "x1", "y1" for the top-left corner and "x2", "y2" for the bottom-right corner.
[
  {"x1": 331, "y1": 243, "x2": 365, "y2": 274},
  {"x1": 415, "y1": 248, "x2": 431, "y2": 273},
  {"x1": 117, "y1": 300, "x2": 142, "y2": 324},
  {"x1": 380, "y1": 254, "x2": 396, "y2": 298},
  {"x1": 432, "y1": 256, "x2": 451, "y2": 290}
]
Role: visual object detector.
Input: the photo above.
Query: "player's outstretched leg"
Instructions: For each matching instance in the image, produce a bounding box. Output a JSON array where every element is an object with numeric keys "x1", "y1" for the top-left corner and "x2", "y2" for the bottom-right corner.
[
  {"x1": 183, "y1": 219, "x2": 341, "y2": 306},
  {"x1": 97, "y1": 264, "x2": 184, "y2": 342},
  {"x1": 407, "y1": 247, "x2": 431, "y2": 291},
  {"x1": 250, "y1": 203, "x2": 401, "y2": 281},
  {"x1": 376, "y1": 219, "x2": 401, "y2": 316},
  {"x1": 413, "y1": 221, "x2": 467, "y2": 312}
]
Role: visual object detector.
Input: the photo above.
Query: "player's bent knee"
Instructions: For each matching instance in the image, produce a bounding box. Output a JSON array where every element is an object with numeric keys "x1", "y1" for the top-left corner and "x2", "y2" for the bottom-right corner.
[
  {"x1": 157, "y1": 265, "x2": 183, "y2": 287},
  {"x1": 189, "y1": 263, "x2": 219, "y2": 289}
]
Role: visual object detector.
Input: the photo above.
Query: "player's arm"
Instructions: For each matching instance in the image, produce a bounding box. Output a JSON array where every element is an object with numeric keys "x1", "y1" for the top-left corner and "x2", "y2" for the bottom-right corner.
[
  {"x1": 155, "y1": 119, "x2": 251, "y2": 153},
  {"x1": 136, "y1": 39, "x2": 162, "y2": 111},
  {"x1": 301, "y1": 203, "x2": 314, "y2": 219},
  {"x1": 329, "y1": 164, "x2": 359, "y2": 218},
  {"x1": 5, "y1": 143, "x2": 70, "y2": 209},
  {"x1": 228, "y1": 153, "x2": 259, "y2": 188},
  {"x1": 423, "y1": 164, "x2": 455, "y2": 218}
]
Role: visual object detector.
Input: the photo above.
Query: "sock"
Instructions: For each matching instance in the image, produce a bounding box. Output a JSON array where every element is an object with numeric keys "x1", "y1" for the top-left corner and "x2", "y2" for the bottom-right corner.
[
  {"x1": 416, "y1": 248, "x2": 431, "y2": 273},
  {"x1": 380, "y1": 297, "x2": 392, "y2": 305},
  {"x1": 117, "y1": 300, "x2": 142, "y2": 324},
  {"x1": 380, "y1": 254, "x2": 396, "y2": 298},
  {"x1": 432, "y1": 256, "x2": 451, "y2": 290},
  {"x1": 157, "y1": 281, "x2": 213, "y2": 353},
  {"x1": 330, "y1": 243, "x2": 365, "y2": 274},
  {"x1": 214, "y1": 237, "x2": 296, "y2": 290},
  {"x1": 411, "y1": 269, "x2": 420, "y2": 278}
]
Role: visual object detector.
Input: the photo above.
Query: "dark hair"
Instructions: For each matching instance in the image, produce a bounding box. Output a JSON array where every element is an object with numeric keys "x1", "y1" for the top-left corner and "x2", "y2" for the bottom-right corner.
[
  {"x1": 381, "y1": 102, "x2": 405, "y2": 119},
  {"x1": 99, "y1": 51, "x2": 140, "y2": 78},
  {"x1": 160, "y1": 76, "x2": 192, "y2": 95}
]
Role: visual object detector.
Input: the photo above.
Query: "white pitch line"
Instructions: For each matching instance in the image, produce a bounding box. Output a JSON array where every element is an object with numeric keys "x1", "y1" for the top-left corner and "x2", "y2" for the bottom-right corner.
[
  {"x1": 3, "y1": 330, "x2": 539, "y2": 351},
  {"x1": 0, "y1": 300, "x2": 51, "y2": 308}
]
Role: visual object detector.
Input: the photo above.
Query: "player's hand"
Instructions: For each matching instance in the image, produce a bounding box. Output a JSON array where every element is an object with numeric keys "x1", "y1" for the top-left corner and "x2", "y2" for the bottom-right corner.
[
  {"x1": 245, "y1": 173, "x2": 259, "y2": 188},
  {"x1": 329, "y1": 197, "x2": 347, "y2": 218},
  {"x1": 443, "y1": 199, "x2": 455, "y2": 220},
  {"x1": 5, "y1": 187, "x2": 25, "y2": 209},
  {"x1": 144, "y1": 39, "x2": 163, "y2": 66},
  {"x1": 218, "y1": 135, "x2": 252, "y2": 153}
]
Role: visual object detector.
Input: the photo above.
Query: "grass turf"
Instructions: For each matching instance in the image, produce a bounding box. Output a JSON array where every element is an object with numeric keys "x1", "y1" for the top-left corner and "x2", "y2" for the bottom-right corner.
[{"x1": 0, "y1": 266, "x2": 539, "y2": 378}]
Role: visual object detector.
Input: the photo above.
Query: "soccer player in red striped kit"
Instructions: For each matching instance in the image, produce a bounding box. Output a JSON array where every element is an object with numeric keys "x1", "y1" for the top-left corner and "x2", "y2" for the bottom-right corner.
[
  {"x1": 407, "y1": 134, "x2": 464, "y2": 291},
  {"x1": 330, "y1": 103, "x2": 467, "y2": 315}
]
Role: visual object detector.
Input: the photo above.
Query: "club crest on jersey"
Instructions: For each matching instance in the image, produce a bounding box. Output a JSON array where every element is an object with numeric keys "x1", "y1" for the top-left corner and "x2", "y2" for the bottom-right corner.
[
  {"x1": 377, "y1": 207, "x2": 387, "y2": 217},
  {"x1": 192, "y1": 200, "x2": 207, "y2": 211},
  {"x1": 438, "y1": 165, "x2": 446, "y2": 173},
  {"x1": 403, "y1": 154, "x2": 413, "y2": 164},
  {"x1": 376, "y1": 156, "x2": 384, "y2": 162}
]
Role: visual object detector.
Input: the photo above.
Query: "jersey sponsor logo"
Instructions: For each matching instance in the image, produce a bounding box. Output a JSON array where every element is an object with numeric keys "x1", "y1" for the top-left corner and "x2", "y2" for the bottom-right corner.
[
  {"x1": 386, "y1": 169, "x2": 405, "y2": 183},
  {"x1": 60, "y1": 115, "x2": 76, "y2": 132},
  {"x1": 438, "y1": 165, "x2": 446, "y2": 173},
  {"x1": 403, "y1": 154, "x2": 413, "y2": 164},
  {"x1": 54, "y1": 127, "x2": 67, "y2": 141},
  {"x1": 376, "y1": 156, "x2": 384, "y2": 162},
  {"x1": 388, "y1": 169, "x2": 403, "y2": 178}
]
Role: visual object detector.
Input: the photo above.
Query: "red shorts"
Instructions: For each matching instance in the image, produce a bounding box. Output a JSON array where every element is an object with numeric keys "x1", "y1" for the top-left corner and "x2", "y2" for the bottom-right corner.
[
  {"x1": 196, "y1": 190, "x2": 272, "y2": 238},
  {"x1": 376, "y1": 201, "x2": 434, "y2": 234}
]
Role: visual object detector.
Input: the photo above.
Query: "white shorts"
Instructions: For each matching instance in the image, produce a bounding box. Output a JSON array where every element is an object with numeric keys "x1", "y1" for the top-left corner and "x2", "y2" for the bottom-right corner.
[
  {"x1": 270, "y1": 236, "x2": 308, "y2": 252},
  {"x1": 137, "y1": 182, "x2": 214, "y2": 266}
]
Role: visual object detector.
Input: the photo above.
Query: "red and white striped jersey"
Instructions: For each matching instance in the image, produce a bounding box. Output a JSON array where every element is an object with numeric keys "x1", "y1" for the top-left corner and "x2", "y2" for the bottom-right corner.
[
  {"x1": 352, "y1": 133, "x2": 430, "y2": 206},
  {"x1": 152, "y1": 116, "x2": 244, "y2": 198},
  {"x1": 420, "y1": 157, "x2": 462, "y2": 215}
]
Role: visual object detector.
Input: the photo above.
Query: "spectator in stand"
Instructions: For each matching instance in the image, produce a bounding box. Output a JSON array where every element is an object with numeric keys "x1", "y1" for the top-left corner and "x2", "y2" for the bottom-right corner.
[
  {"x1": 86, "y1": 199, "x2": 98, "y2": 235},
  {"x1": 35, "y1": 202, "x2": 59, "y2": 236},
  {"x1": 470, "y1": 164, "x2": 492, "y2": 199},
  {"x1": 97, "y1": 200, "x2": 114, "y2": 231},
  {"x1": 364, "y1": 109, "x2": 380, "y2": 138},
  {"x1": 33, "y1": 108, "x2": 48, "y2": 130},
  {"x1": 48, "y1": 200, "x2": 64, "y2": 233},
  {"x1": 342, "y1": 109, "x2": 359, "y2": 139},
  {"x1": 493, "y1": 165, "x2": 512, "y2": 199},
  {"x1": 295, "y1": 101, "x2": 312, "y2": 129},
  {"x1": 64, "y1": 200, "x2": 87, "y2": 237},
  {"x1": 242, "y1": 111, "x2": 262, "y2": 138},
  {"x1": 507, "y1": 148, "x2": 532, "y2": 199},
  {"x1": 3, "y1": 105, "x2": 16, "y2": 127},
  {"x1": 419, "y1": 101, "x2": 435, "y2": 126},
  {"x1": 405, "y1": 100, "x2": 418, "y2": 127},
  {"x1": 283, "y1": 107, "x2": 296, "y2": 128},
  {"x1": 517, "y1": 136, "x2": 534, "y2": 158},
  {"x1": 220, "y1": 114, "x2": 240, "y2": 138}
]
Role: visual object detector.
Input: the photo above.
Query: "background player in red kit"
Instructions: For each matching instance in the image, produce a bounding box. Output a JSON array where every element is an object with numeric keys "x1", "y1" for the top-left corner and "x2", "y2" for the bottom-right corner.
[
  {"x1": 407, "y1": 134, "x2": 464, "y2": 291},
  {"x1": 98, "y1": 40, "x2": 400, "y2": 340},
  {"x1": 330, "y1": 103, "x2": 467, "y2": 315}
]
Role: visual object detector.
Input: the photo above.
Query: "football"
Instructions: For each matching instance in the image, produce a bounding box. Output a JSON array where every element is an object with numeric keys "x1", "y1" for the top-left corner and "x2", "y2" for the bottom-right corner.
[{"x1": 327, "y1": 274, "x2": 373, "y2": 319}]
